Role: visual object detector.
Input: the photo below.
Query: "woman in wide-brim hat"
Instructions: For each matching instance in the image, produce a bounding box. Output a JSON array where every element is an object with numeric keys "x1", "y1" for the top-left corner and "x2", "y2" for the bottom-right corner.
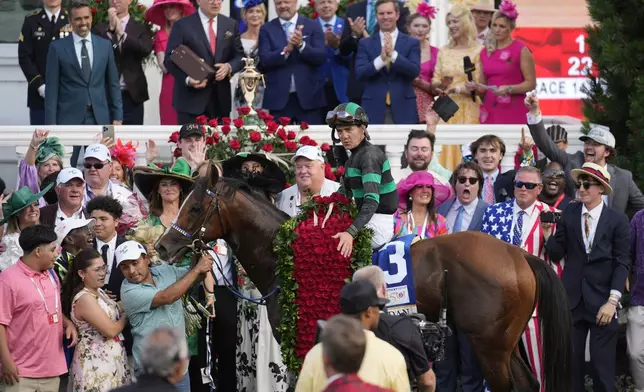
[
  {"x1": 394, "y1": 171, "x2": 454, "y2": 239},
  {"x1": 146, "y1": 0, "x2": 196, "y2": 125},
  {"x1": 0, "y1": 184, "x2": 54, "y2": 271},
  {"x1": 571, "y1": 162, "x2": 613, "y2": 195},
  {"x1": 222, "y1": 152, "x2": 287, "y2": 199},
  {"x1": 134, "y1": 158, "x2": 194, "y2": 228}
]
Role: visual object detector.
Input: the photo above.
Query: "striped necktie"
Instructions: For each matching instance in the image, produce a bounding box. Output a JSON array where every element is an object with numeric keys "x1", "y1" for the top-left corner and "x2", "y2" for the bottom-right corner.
[
  {"x1": 512, "y1": 211, "x2": 524, "y2": 246},
  {"x1": 484, "y1": 175, "x2": 494, "y2": 204},
  {"x1": 367, "y1": 1, "x2": 376, "y2": 35}
]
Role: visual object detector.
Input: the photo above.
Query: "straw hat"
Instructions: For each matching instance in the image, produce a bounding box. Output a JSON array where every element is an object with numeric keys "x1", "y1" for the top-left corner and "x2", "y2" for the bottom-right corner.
[
  {"x1": 133, "y1": 158, "x2": 195, "y2": 199},
  {"x1": 397, "y1": 171, "x2": 454, "y2": 210},
  {"x1": 470, "y1": 0, "x2": 496, "y2": 12},
  {"x1": 571, "y1": 162, "x2": 613, "y2": 195},
  {"x1": 0, "y1": 183, "x2": 54, "y2": 225},
  {"x1": 145, "y1": 0, "x2": 196, "y2": 27}
]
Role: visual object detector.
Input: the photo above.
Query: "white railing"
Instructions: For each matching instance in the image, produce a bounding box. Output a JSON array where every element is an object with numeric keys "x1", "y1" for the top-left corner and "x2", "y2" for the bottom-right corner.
[{"x1": 0, "y1": 120, "x2": 584, "y2": 184}]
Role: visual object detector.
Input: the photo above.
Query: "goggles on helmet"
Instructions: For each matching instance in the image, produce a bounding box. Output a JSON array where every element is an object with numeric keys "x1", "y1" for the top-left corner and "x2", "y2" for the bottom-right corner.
[{"x1": 326, "y1": 110, "x2": 363, "y2": 127}]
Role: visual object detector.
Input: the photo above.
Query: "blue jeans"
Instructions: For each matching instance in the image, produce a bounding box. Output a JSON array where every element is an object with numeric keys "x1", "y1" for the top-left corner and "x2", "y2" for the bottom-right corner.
[{"x1": 174, "y1": 371, "x2": 190, "y2": 392}]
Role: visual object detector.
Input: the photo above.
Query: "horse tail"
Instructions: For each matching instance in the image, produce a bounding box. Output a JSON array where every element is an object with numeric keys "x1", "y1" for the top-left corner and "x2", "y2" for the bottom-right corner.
[{"x1": 524, "y1": 253, "x2": 572, "y2": 392}]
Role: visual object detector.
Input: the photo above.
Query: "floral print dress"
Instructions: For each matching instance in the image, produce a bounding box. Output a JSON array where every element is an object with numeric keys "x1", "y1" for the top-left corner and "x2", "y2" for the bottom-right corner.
[{"x1": 69, "y1": 288, "x2": 132, "y2": 392}]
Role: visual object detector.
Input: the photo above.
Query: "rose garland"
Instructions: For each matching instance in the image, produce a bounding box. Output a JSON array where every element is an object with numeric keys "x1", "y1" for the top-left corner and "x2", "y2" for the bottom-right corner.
[{"x1": 273, "y1": 192, "x2": 373, "y2": 373}]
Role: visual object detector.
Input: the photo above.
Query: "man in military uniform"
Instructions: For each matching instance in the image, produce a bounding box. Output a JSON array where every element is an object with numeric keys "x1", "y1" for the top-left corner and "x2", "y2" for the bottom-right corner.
[{"x1": 18, "y1": 0, "x2": 71, "y2": 125}]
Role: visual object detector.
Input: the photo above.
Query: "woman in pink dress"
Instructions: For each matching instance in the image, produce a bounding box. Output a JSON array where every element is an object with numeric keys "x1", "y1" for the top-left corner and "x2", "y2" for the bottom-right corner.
[
  {"x1": 145, "y1": 0, "x2": 196, "y2": 125},
  {"x1": 408, "y1": 2, "x2": 439, "y2": 123},
  {"x1": 474, "y1": 0, "x2": 536, "y2": 124}
]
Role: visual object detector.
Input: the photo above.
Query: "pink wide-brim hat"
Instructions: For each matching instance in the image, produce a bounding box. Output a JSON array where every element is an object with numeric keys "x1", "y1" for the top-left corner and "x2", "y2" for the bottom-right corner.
[
  {"x1": 145, "y1": 0, "x2": 196, "y2": 27},
  {"x1": 397, "y1": 171, "x2": 454, "y2": 210}
]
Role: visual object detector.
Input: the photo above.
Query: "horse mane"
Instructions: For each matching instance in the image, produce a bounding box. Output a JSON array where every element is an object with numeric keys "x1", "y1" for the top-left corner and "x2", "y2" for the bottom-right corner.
[{"x1": 194, "y1": 176, "x2": 290, "y2": 223}]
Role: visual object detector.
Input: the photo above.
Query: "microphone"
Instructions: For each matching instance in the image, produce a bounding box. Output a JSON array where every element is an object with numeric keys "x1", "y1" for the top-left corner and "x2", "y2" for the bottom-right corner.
[{"x1": 463, "y1": 56, "x2": 476, "y2": 103}]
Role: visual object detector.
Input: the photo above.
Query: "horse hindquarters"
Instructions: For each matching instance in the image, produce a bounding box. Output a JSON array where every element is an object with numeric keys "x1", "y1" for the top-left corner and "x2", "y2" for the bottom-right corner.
[{"x1": 524, "y1": 253, "x2": 572, "y2": 392}]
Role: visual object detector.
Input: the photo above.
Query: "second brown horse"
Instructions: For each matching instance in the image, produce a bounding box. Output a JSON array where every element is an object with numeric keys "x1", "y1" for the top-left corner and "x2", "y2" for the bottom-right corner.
[{"x1": 156, "y1": 168, "x2": 572, "y2": 392}]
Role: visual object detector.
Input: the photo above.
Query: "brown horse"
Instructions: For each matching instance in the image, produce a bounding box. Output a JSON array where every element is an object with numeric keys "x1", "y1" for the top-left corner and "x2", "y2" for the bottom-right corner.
[{"x1": 156, "y1": 166, "x2": 572, "y2": 392}]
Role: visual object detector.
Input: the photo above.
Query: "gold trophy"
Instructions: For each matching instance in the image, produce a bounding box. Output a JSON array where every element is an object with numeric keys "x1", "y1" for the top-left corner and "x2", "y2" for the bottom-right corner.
[{"x1": 239, "y1": 57, "x2": 265, "y2": 114}]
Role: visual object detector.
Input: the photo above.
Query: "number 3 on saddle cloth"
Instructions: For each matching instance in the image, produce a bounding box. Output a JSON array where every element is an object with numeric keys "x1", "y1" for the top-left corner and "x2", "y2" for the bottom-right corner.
[{"x1": 372, "y1": 234, "x2": 420, "y2": 315}]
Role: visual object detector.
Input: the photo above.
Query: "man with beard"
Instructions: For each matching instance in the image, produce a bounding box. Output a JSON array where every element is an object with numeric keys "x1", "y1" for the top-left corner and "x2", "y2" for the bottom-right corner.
[
  {"x1": 538, "y1": 161, "x2": 571, "y2": 211},
  {"x1": 398, "y1": 130, "x2": 452, "y2": 185},
  {"x1": 526, "y1": 93, "x2": 644, "y2": 214}
]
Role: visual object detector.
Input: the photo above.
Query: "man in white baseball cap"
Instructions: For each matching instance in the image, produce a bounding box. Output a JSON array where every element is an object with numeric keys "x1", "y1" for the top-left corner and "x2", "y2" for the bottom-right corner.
[
  {"x1": 117, "y1": 240, "x2": 212, "y2": 387},
  {"x1": 53, "y1": 217, "x2": 95, "y2": 282},
  {"x1": 275, "y1": 146, "x2": 340, "y2": 217},
  {"x1": 82, "y1": 143, "x2": 146, "y2": 224},
  {"x1": 40, "y1": 167, "x2": 87, "y2": 227},
  {"x1": 526, "y1": 93, "x2": 644, "y2": 213}
]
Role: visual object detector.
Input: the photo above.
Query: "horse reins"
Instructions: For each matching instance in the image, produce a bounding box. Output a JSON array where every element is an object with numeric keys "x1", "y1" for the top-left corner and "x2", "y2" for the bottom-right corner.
[{"x1": 169, "y1": 180, "x2": 279, "y2": 306}]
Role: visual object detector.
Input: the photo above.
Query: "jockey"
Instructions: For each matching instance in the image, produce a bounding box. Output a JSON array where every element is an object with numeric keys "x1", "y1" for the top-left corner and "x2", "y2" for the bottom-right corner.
[{"x1": 326, "y1": 102, "x2": 398, "y2": 256}]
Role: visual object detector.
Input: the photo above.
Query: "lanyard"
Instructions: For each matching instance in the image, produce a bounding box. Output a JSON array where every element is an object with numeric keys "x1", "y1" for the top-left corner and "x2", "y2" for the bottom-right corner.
[
  {"x1": 407, "y1": 212, "x2": 429, "y2": 240},
  {"x1": 553, "y1": 193, "x2": 565, "y2": 209},
  {"x1": 29, "y1": 272, "x2": 59, "y2": 315}
]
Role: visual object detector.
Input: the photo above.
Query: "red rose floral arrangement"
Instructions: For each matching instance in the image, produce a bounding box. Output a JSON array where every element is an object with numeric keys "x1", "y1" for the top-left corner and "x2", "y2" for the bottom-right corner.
[
  {"x1": 274, "y1": 192, "x2": 373, "y2": 373},
  {"x1": 167, "y1": 107, "x2": 341, "y2": 184}
]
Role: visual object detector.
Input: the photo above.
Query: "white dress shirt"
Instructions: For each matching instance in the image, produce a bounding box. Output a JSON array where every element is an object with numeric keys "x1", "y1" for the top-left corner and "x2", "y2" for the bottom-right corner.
[
  {"x1": 581, "y1": 202, "x2": 602, "y2": 254},
  {"x1": 72, "y1": 31, "x2": 93, "y2": 69},
  {"x1": 446, "y1": 198, "x2": 479, "y2": 233},
  {"x1": 208, "y1": 239, "x2": 234, "y2": 286},
  {"x1": 55, "y1": 205, "x2": 86, "y2": 228},
  {"x1": 373, "y1": 28, "x2": 399, "y2": 71},
  {"x1": 97, "y1": 234, "x2": 118, "y2": 283},
  {"x1": 476, "y1": 27, "x2": 489, "y2": 45},
  {"x1": 44, "y1": 7, "x2": 61, "y2": 24},
  {"x1": 318, "y1": 15, "x2": 337, "y2": 31},
  {"x1": 510, "y1": 200, "x2": 539, "y2": 245}
]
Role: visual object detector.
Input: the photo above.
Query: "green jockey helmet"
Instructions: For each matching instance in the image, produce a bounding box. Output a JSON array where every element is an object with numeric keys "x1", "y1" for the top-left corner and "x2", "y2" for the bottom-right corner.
[{"x1": 326, "y1": 102, "x2": 370, "y2": 128}]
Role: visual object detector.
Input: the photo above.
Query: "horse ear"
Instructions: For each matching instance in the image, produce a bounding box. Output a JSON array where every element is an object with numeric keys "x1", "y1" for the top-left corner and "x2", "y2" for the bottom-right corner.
[{"x1": 209, "y1": 161, "x2": 221, "y2": 186}]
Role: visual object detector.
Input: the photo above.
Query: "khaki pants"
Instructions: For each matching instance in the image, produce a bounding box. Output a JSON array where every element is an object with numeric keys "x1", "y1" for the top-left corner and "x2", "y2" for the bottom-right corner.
[
  {"x1": 628, "y1": 306, "x2": 644, "y2": 392},
  {"x1": 0, "y1": 377, "x2": 60, "y2": 392}
]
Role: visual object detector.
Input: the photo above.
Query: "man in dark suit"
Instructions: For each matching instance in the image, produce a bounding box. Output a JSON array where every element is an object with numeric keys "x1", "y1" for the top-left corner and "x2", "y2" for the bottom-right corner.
[
  {"x1": 354, "y1": 0, "x2": 419, "y2": 124},
  {"x1": 435, "y1": 161, "x2": 488, "y2": 392},
  {"x1": 339, "y1": 0, "x2": 409, "y2": 104},
  {"x1": 93, "y1": 0, "x2": 153, "y2": 125},
  {"x1": 315, "y1": 0, "x2": 350, "y2": 114},
  {"x1": 544, "y1": 162, "x2": 631, "y2": 392},
  {"x1": 470, "y1": 134, "x2": 515, "y2": 203},
  {"x1": 165, "y1": 0, "x2": 244, "y2": 125},
  {"x1": 18, "y1": 0, "x2": 70, "y2": 125},
  {"x1": 44, "y1": 1, "x2": 123, "y2": 126},
  {"x1": 258, "y1": 0, "x2": 326, "y2": 124},
  {"x1": 526, "y1": 93, "x2": 644, "y2": 214},
  {"x1": 40, "y1": 167, "x2": 88, "y2": 228}
]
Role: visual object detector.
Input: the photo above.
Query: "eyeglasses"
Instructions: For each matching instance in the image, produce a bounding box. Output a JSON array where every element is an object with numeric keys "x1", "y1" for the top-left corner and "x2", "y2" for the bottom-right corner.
[
  {"x1": 84, "y1": 163, "x2": 105, "y2": 170},
  {"x1": 514, "y1": 181, "x2": 540, "y2": 190},
  {"x1": 575, "y1": 181, "x2": 600, "y2": 190},
  {"x1": 457, "y1": 176, "x2": 479, "y2": 185},
  {"x1": 543, "y1": 170, "x2": 565, "y2": 178},
  {"x1": 91, "y1": 264, "x2": 107, "y2": 274}
]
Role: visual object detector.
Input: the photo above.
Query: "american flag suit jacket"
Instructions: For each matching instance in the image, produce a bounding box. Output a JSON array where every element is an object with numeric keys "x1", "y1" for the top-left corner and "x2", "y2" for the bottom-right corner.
[{"x1": 480, "y1": 199, "x2": 564, "y2": 278}]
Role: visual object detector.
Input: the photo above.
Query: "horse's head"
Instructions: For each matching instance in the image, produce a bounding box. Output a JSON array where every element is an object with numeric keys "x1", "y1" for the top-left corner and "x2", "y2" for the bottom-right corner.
[{"x1": 156, "y1": 163, "x2": 230, "y2": 263}]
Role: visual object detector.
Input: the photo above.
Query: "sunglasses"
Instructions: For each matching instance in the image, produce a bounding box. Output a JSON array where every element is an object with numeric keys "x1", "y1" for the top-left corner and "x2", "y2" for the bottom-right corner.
[
  {"x1": 514, "y1": 181, "x2": 540, "y2": 190},
  {"x1": 543, "y1": 170, "x2": 565, "y2": 177},
  {"x1": 457, "y1": 176, "x2": 479, "y2": 185},
  {"x1": 575, "y1": 181, "x2": 600, "y2": 190},
  {"x1": 84, "y1": 163, "x2": 105, "y2": 170}
]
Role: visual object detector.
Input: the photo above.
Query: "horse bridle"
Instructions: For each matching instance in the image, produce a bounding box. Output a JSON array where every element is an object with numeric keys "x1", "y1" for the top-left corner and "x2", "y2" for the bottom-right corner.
[{"x1": 169, "y1": 179, "x2": 279, "y2": 305}]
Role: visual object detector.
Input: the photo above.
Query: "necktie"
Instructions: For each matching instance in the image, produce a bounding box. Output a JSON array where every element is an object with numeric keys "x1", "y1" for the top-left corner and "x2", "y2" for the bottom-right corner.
[
  {"x1": 512, "y1": 211, "x2": 524, "y2": 246},
  {"x1": 584, "y1": 212, "x2": 592, "y2": 252},
  {"x1": 208, "y1": 19, "x2": 217, "y2": 54},
  {"x1": 283, "y1": 21, "x2": 292, "y2": 38},
  {"x1": 452, "y1": 205, "x2": 465, "y2": 233},
  {"x1": 50, "y1": 14, "x2": 56, "y2": 37},
  {"x1": 80, "y1": 39, "x2": 91, "y2": 82},
  {"x1": 484, "y1": 175, "x2": 495, "y2": 205},
  {"x1": 101, "y1": 244, "x2": 109, "y2": 266},
  {"x1": 367, "y1": 1, "x2": 376, "y2": 35},
  {"x1": 384, "y1": 32, "x2": 391, "y2": 105},
  {"x1": 324, "y1": 22, "x2": 331, "y2": 30}
]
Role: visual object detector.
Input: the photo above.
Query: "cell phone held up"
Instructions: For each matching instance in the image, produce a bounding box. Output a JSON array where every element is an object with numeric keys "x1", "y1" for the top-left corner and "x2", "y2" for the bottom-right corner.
[{"x1": 540, "y1": 211, "x2": 562, "y2": 224}]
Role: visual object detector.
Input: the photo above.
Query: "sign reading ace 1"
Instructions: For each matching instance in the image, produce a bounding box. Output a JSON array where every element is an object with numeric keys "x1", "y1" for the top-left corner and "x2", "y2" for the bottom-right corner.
[{"x1": 373, "y1": 236, "x2": 418, "y2": 316}]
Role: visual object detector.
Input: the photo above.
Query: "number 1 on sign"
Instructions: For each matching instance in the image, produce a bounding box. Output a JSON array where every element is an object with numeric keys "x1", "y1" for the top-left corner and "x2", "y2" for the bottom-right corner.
[{"x1": 576, "y1": 34, "x2": 585, "y2": 54}]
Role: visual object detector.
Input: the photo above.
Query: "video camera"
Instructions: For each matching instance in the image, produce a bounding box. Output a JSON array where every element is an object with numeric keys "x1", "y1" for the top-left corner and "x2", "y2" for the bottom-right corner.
[{"x1": 404, "y1": 313, "x2": 451, "y2": 363}]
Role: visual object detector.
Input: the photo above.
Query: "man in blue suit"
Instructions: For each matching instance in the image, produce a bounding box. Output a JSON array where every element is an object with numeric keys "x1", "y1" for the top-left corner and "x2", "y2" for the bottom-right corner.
[
  {"x1": 45, "y1": 1, "x2": 122, "y2": 126},
  {"x1": 315, "y1": 0, "x2": 349, "y2": 114},
  {"x1": 164, "y1": 0, "x2": 244, "y2": 124},
  {"x1": 435, "y1": 160, "x2": 488, "y2": 392},
  {"x1": 355, "y1": 0, "x2": 419, "y2": 124},
  {"x1": 258, "y1": 0, "x2": 326, "y2": 124}
]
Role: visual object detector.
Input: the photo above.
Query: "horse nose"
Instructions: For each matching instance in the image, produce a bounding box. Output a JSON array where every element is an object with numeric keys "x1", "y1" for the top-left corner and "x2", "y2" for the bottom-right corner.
[{"x1": 156, "y1": 242, "x2": 168, "y2": 261}]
